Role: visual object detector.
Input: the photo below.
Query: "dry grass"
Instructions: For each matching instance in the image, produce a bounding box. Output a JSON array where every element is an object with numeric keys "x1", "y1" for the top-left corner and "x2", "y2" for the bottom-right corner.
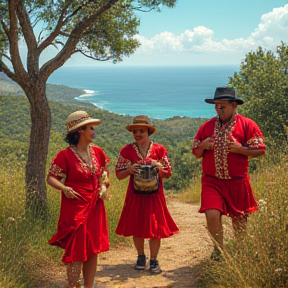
[
  {"x1": 175, "y1": 172, "x2": 202, "y2": 204},
  {"x1": 1, "y1": 145, "x2": 288, "y2": 287},
  {"x1": 194, "y1": 146, "x2": 288, "y2": 288},
  {"x1": 0, "y1": 161, "x2": 128, "y2": 288}
]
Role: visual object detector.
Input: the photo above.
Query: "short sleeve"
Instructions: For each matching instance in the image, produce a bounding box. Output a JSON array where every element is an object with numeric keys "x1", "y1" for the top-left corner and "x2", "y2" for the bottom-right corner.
[
  {"x1": 115, "y1": 145, "x2": 132, "y2": 172},
  {"x1": 48, "y1": 150, "x2": 68, "y2": 182},
  {"x1": 91, "y1": 145, "x2": 110, "y2": 175},
  {"x1": 245, "y1": 120, "x2": 266, "y2": 151},
  {"x1": 158, "y1": 145, "x2": 171, "y2": 171},
  {"x1": 96, "y1": 147, "x2": 110, "y2": 167},
  {"x1": 192, "y1": 121, "x2": 207, "y2": 152}
]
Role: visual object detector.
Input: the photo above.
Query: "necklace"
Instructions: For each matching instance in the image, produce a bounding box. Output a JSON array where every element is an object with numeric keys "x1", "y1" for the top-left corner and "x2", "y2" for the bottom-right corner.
[
  {"x1": 134, "y1": 142, "x2": 152, "y2": 159},
  {"x1": 72, "y1": 145, "x2": 93, "y2": 170}
]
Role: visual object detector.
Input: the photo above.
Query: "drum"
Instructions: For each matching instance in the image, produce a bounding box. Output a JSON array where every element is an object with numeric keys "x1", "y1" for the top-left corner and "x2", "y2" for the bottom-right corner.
[{"x1": 133, "y1": 165, "x2": 159, "y2": 194}]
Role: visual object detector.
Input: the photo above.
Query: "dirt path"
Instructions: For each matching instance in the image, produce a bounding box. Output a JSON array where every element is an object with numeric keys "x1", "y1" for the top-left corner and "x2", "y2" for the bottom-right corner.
[{"x1": 41, "y1": 199, "x2": 213, "y2": 288}]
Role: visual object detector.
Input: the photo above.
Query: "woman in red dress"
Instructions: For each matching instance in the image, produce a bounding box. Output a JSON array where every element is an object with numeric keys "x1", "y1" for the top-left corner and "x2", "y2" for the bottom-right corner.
[
  {"x1": 115, "y1": 115, "x2": 179, "y2": 274},
  {"x1": 46, "y1": 110, "x2": 110, "y2": 288}
]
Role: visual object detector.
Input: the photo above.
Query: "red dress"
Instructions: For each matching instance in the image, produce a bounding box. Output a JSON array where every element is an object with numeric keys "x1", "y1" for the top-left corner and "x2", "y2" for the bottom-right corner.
[
  {"x1": 48, "y1": 145, "x2": 110, "y2": 263},
  {"x1": 115, "y1": 142, "x2": 179, "y2": 239}
]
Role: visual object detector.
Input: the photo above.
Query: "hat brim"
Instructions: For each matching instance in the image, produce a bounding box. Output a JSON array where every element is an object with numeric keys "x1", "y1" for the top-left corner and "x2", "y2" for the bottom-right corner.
[
  {"x1": 126, "y1": 124, "x2": 156, "y2": 133},
  {"x1": 205, "y1": 96, "x2": 244, "y2": 105},
  {"x1": 66, "y1": 118, "x2": 101, "y2": 134}
]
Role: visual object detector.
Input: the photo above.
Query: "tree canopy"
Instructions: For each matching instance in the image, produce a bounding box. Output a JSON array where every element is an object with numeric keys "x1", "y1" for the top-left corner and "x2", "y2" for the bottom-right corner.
[
  {"x1": 0, "y1": 0, "x2": 178, "y2": 81},
  {"x1": 0, "y1": 0, "x2": 178, "y2": 214},
  {"x1": 229, "y1": 42, "x2": 288, "y2": 142}
]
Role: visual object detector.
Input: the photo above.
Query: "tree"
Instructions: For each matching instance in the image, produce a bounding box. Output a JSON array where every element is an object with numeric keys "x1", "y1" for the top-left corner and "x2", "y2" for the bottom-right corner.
[
  {"x1": 229, "y1": 43, "x2": 288, "y2": 142},
  {"x1": 0, "y1": 0, "x2": 177, "y2": 214}
]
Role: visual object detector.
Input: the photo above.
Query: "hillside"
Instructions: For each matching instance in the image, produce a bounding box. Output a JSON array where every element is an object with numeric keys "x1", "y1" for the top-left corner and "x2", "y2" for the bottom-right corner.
[
  {"x1": 0, "y1": 72, "x2": 96, "y2": 108},
  {"x1": 0, "y1": 87, "x2": 205, "y2": 190}
]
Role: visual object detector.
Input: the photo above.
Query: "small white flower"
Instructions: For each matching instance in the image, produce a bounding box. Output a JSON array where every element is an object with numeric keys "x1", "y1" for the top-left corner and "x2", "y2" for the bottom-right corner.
[
  {"x1": 6, "y1": 217, "x2": 15, "y2": 222},
  {"x1": 258, "y1": 199, "x2": 266, "y2": 206},
  {"x1": 5, "y1": 217, "x2": 15, "y2": 225}
]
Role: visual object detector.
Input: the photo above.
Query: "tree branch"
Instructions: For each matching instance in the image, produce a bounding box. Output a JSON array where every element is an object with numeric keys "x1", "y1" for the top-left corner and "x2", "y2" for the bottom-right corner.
[
  {"x1": 7, "y1": 0, "x2": 28, "y2": 79},
  {"x1": 0, "y1": 59, "x2": 17, "y2": 82},
  {"x1": 0, "y1": 19, "x2": 9, "y2": 36},
  {"x1": 37, "y1": 1, "x2": 97, "y2": 74},
  {"x1": 0, "y1": 52, "x2": 11, "y2": 62},
  {"x1": 38, "y1": 9, "x2": 66, "y2": 54},
  {"x1": 131, "y1": 5, "x2": 155, "y2": 12},
  {"x1": 62, "y1": 1, "x2": 92, "y2": 24},
  {"x1": 15, "y1": 0, "x2": 37, "y2": 50},
  {"x1": 75, "y1": 49, "x2": 111, "y2": 61},
  {"x1": 40, "y1": 0, "x2": 119, "y2": 79},
  {"x1": 15, "y1": 0, "x2": 40, "y2": 75}
]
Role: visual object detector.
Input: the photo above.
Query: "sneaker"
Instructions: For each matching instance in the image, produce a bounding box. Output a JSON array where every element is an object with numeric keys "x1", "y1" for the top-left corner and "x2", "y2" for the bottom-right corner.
[
  {"x1": 149, "y1": 259, "x2": 162, "y2": 274},
  {"x1": 134, "y1": 254, "x2": 146, "y2": 270},
  {"x1": 210, "y1": 246, "x2": 222, "y2": 262}
]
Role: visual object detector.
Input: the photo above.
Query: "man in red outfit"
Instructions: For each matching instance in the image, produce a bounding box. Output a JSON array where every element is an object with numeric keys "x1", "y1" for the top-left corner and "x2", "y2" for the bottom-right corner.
[{"x1": 192, "y1": 87, "x2": 265, "y2": 261}]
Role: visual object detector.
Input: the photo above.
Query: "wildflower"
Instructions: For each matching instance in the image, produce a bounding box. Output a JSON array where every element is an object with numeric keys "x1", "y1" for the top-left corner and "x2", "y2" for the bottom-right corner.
[
  {"x1": 99, "y1": 171, "x2": 111, "y2": 200},
  {"x1": 265, "y1": 182, "x2": 276, "y2": 186},
  {"x1": 99, "y1": 171, "x2": 109, "y2": 185},
  {"x1": 5, "y1": 217, "x2": 15, "y2": 224},
  {"x1": 258, "y1": 199, "x2": 266, "y2": 206},
  {"x1": 258, "y1": 199, "x2": 267, "y2": 212}
]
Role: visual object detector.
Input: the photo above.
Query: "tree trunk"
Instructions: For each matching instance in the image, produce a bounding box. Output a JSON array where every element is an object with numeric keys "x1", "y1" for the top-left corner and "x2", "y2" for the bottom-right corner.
[{"x1": 24, "y1": 81, "x2": 51, "y2": 216}]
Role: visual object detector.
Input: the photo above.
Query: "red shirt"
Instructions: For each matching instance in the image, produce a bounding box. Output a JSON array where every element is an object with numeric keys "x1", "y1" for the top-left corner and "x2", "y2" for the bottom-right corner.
[{"x1": 192, "y1": 114, "x2": 265, "y2": 179}]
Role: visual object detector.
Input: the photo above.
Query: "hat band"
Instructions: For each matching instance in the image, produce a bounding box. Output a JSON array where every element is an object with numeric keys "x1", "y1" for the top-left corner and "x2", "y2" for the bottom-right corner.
[
  {"x1": 67, "y1": 116, "x2": 90, "y2": 129},
  {"x1": 133, "y1": 120, "x2": 150, "y2": 125}
]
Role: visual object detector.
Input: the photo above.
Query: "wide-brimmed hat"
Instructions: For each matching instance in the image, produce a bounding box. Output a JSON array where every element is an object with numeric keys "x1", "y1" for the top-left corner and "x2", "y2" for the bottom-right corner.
[
  {"x1": 65, "y1": 110, "x2": 101, "y2": 133},
  {"x1": 205, "y1": 87, "x2": 244, "y2": 105},
  {"x1": 126, "y1": 115, "x2": 156, "y2": 134}
]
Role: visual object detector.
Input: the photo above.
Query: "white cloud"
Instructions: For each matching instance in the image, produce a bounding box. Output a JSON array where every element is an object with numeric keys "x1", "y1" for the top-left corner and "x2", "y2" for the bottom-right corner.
[
  {"x1": 15, "y1": 4, "x2": 288, "y2": 67},
  {"x1": 250, "y1": 5, "x2": 288, "y2": 48},
  {"x1": 135, "y1": 4, "x2": 288, "y2": 56}
]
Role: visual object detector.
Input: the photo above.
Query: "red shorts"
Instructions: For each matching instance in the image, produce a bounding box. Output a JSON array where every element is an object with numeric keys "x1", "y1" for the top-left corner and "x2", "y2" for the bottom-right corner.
[{"x1": 199, "y1": 175, "x2": 258, "y2": 218}]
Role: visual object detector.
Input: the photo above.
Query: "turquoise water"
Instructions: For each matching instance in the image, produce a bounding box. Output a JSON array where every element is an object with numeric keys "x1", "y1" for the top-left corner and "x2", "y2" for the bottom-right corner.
[{"x1": 47, "y1": 65, "x2": 239, "y2": 119}]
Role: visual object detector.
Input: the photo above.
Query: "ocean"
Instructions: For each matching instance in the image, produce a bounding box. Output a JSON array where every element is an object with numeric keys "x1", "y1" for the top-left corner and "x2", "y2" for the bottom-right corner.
[{"x1": 47, "y1": 65, "x2": 239, "y2": 119}]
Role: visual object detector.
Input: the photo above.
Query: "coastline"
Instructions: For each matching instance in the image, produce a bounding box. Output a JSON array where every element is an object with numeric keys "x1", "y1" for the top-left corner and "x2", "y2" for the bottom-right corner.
[
  {"x1": 75, "y1": 89, "x2": 105, "y2": 111},
  {"x1": 76, "y1": 89, "x2": 96, "y2": 97},
  {"x1": 46, "y1": 65, "x2": 234, "y2": 119},
  {"x1": 73, "y1": 88, "x2": 214, "y2": 120}
]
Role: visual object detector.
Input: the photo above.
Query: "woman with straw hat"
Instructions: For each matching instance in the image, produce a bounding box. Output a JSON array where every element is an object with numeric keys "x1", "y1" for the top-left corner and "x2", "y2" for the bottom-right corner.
[
  {"x1": 46, "y1": 110, "x2": 110, "y2": 288},
  {"x1": 115, "y1": 115, "x2": 179, "y2": 274}
]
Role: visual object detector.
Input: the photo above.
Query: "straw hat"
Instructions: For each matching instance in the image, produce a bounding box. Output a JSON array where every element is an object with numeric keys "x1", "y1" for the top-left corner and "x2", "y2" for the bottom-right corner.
[
  {"x1": 205, "y1": 87, "x2": 244, "y2": 105},
  {"x1": 65, "y1": 110, "x2": 101, "y2": 133},
  {"x1": 126, "y1": 115, "x2": 156, "y2": 134}
]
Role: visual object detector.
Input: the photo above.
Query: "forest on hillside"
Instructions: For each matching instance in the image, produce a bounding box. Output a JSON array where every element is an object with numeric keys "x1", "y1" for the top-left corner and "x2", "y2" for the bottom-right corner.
[{"x1": 0, "y1": 91, "x2": 205, "y2": 191}]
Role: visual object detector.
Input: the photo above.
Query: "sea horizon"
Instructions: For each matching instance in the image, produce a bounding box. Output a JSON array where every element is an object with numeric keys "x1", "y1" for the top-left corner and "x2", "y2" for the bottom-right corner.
[{"x1": 47, "y1": 65, "x2": 239, "y2": 120}]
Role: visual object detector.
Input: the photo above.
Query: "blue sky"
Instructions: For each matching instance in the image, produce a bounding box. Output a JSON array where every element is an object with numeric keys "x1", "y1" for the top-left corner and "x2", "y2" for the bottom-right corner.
[
  {"x1": 137, "y1": 0, "x2": 288, "y2": 40},
  {"x1": 43, "y1": 0, "x2": 288, "y2": 66}
]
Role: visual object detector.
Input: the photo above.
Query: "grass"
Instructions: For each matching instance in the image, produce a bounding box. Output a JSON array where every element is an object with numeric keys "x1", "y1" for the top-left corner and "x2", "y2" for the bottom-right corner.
[
  {"x1": 192, "y1": 145, "x2": 288, "y2": 288},
  {"x1": 0, "y1": 160, "x2": 128, "y2": 288},
  {"x1": 1, "y1": 144, "x2": 288, "y2": 287},
  {"x1": 175, "y1": 171, "x2": 202, "y2": 204}
]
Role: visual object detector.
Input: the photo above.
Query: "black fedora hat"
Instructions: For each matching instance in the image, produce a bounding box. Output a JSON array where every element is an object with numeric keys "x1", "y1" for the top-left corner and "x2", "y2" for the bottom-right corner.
[{"x1": 205, "y1": 87, "x2": 244, "y2": 105}]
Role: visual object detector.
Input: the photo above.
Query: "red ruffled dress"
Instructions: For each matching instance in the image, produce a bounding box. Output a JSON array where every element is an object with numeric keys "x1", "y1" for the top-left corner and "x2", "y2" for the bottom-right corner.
[
  {"x1": 115, "y1": 142, "x2": 179, "y2": 239},
  {"x1": 192, "y1": 114, "x2": 266, "y2": 217},
  {"x1": 48, "y1": 144, "x2": 110, "y2": 263}
]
